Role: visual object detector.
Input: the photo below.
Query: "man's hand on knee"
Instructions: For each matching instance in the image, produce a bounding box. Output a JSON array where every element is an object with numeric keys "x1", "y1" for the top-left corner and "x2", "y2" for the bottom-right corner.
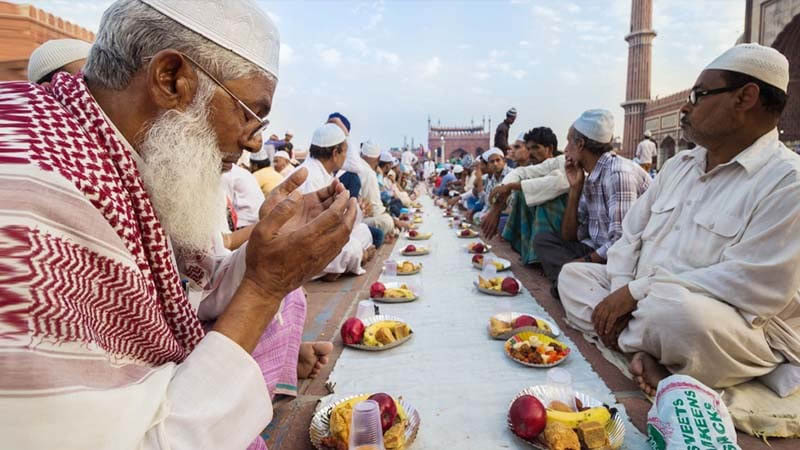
[{"x1": 592, "y1": 285, "x2": 637, "y2": 345}]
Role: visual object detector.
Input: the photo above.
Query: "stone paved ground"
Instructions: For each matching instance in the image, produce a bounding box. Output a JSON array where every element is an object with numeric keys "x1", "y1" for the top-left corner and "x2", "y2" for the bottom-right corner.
[{"x1": 263, "y1": 226, "x2": 796, "y2": 450}]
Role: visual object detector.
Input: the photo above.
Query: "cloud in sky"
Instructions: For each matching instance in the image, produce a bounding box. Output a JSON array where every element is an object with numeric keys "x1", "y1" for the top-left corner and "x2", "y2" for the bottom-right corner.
[{"x1": 24, "y1": 0, "x2": 745, "y2": 150}]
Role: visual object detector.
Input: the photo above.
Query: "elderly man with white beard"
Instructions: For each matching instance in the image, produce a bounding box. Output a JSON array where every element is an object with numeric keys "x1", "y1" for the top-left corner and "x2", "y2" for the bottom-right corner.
[{"x1": 0, "y1": 1, "x2": 358, "y2": 449}]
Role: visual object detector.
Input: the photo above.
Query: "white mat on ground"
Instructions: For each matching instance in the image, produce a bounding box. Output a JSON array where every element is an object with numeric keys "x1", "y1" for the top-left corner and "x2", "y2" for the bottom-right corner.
[{"x1": 323, "y1": 194, "x2": 648, "y2": 449}]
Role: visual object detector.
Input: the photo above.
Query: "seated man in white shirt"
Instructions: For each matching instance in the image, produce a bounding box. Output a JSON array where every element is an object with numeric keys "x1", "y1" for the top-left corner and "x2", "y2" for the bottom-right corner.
[{"x1": 558, "y1": 44, "x2": 800, "y2": 395}]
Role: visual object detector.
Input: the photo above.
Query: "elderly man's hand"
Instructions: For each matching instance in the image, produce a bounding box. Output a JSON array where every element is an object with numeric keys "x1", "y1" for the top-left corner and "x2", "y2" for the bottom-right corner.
[
  {"x1": 564, "y1": 158, "x2": 585, "y2": 189},
  {"x1": 248, "y1": 169, "x2": 358, "y2": 298},
  {"x1": 480, "y1": 205, "x2": 502, "y2": 240},
  {"x1": 490, "y1": 184, "x2": 511, "y2": 204},
  {"x1": 592, "y1": 285, "x2": 637, "y2": 349}
]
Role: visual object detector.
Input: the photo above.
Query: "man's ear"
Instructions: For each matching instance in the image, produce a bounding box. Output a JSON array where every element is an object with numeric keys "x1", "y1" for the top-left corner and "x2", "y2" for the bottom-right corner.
[
  {"x1": 146, "y1": 49, "x2": 200, "y2": 111},
  {"x1": 735, "y1": 83, "x2": 761, "y2": 113}
]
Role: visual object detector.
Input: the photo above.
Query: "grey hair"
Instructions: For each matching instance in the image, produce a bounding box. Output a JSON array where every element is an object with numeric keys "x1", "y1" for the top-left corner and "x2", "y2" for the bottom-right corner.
[{"x1": 84, "y1": 0, "x2": 271, "y2": 90}]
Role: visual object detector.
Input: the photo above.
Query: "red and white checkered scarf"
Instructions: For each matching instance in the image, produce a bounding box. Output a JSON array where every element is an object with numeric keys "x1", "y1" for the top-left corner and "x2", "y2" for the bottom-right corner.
[{"x1": 0, "y1": 72, "x2": 203, "y2": 365}]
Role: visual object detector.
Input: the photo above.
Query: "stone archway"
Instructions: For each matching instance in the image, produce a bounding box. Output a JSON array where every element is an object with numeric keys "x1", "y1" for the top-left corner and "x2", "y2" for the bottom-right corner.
[
  {"x1": 661, "y1": 136, "x2": 676, "y2": 160},
  {"x1": 451, "y1": 148, "x2": 468, "y2": 160},
  {"x1": 773, "y1": 13, "x2": 800, "y2": 143}
]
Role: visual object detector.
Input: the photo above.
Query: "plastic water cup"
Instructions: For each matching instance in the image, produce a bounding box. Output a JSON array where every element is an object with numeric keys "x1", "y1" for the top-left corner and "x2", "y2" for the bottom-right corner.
[
  {"x1": 349, "y1": 400, "x2": 386, "y2": 450},
  {"x1": 383, "y1": 260, "x2": 397, "y2": 277},
  {"x1": 547, "y1": 367, "x2": 577, "y2": 410},
  {"x1": 481, "y1": 263, "x2": 498, "y2": 279},
  {"x1": 356, "y1": 300, "x2": 375, "y2": 320}
]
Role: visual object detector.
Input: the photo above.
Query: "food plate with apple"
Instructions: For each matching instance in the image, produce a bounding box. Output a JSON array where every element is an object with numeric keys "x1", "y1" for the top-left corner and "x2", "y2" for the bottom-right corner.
[
  {"x1": 471, "y1": 255, "x2": 511, "y2": 271},
  {"x1": 466, "y1": 241, "x2": 491, "y2": 253},
  {"x1": 401, "y1": 244, "x2": 429, "y2": 256},
  {"x1": 504, "y1": 331, "x2": 570, "y2": 368},
  {"x1": 457, "y1": 229, "x2": 479, "y2": 238},
  {"x1": 507, "y1": 385, "x2": 623, "y2": 449},
  {"x1": 413, "y1": 217, "x2": 423, "y2": 224},
  {"x1": 310, "y1": 392, "x2": 421, "y2": 450},
  {"x1": 475, "y1": 275, "x2": 521, "y2": 296},
  {"x1": 489, "y1": 312, "x2": 560, "y2": 339},
  {"x1": 406, "y1": 230, "x2": 432, "y2": 240},
  {"x1": 340, "y1": 314, "x2": 414, "y2": 351},
  {"x1": 370, "y1": 281, "x2": 418, "y2": 303},
  {"x1": 395, "y1": 260, "x2": 422, "y2": 275}
]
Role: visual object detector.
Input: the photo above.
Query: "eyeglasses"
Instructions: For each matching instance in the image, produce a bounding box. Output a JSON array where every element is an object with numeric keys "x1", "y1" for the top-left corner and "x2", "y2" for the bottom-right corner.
[
  {"x1": 687, "y1": 84, "x2": 745, "y2": 105},
  {"x1": 144, "y1": 53, "x2": 270, "y2": 140}
]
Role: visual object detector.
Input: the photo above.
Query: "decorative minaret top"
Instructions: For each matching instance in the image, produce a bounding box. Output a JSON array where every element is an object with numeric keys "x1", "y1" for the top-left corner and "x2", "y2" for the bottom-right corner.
[{"x1": 621, "y1": 0, "x2": 657, "y2": 157}]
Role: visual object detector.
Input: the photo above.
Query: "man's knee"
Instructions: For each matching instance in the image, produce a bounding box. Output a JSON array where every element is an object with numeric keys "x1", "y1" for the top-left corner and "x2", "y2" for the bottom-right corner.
[{"x1": 533, "y1": 231, "x2": 562, "y2": 250}]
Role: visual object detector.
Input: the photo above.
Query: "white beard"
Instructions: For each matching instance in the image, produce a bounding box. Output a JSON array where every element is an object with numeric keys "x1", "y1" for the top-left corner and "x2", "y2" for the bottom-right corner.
[{"x1": 138, "y1": 80, "x2": 225, "y2": 254}]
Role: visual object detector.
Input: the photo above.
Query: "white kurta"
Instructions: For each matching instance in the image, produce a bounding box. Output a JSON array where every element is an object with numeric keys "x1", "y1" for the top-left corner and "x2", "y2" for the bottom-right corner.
[
  {"x1": 559, "y1": 129, "x2": 800, "y2": 388},
  {"x1": 220, "y1": 164, "x2": 265, "y2": 227},
  {"x1": 354, "y1": 157, "x2": 394, "y2": 234},
  {"x1": 501, "y1": 154, "x2": 570, "y2": 207},
  {"x1": 295, "y1": 157, "x2": 371, "y2": 276},
  {"x1": 401, "y1": 150, "x2": 418, "y2": 168},
  {"x1": 635, "y1": 139, "x2": 657, "y2": 164}
]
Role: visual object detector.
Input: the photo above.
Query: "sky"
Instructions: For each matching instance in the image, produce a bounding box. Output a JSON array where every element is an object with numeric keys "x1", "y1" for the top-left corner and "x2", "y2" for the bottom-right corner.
[{"x1": 23, "y1": 0, "x2": 745, "y2": 151}]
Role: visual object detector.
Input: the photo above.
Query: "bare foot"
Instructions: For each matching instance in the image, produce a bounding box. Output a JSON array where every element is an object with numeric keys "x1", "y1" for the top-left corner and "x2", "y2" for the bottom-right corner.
[
  {"x1": 630, "y1": 352, "x2": 670, "y2": 396},
  {"x1": 297, "y1": 341, "x2": 334, "y2": 379}
]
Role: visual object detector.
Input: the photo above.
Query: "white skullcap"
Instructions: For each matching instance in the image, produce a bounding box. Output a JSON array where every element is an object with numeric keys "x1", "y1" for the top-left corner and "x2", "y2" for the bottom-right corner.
[
  {"x1": 515, "y1": 131, "x2": 526, "y2": 143},
  {"x1": 311, "y1": 123, "x2": 346, "y2": 147},
  {"x1": 285, "y1": 130, "x2": 293, "y2": 136},
  {"x1": 573, "y1": 109, "x2": 614, "y2": 144},
  {"x1": 361, "y1": 140, "x2": 382, "y2": 158},
  {"x1": 274, "y1": 150, "x2": 290, "y2": 160},
  {"x1": 643, "y1": 129, "x2": 652, "y2": 138},
  {"x1": 27, "y1": 39, "x2": 91, "y2": 83},
  {"x1": 453, "y1": 164, "x2": 464, "y2": 174},
  {"x1": 482, "y1": 147, "x2": 504, "y2": 161},
  {"x1": 141, "y1": 0, "x2": 280, "y2": 79},
  {"x1": 379, "y1": 151, "x2": 394, "y2": 163},
  {"x1": 250, "y1": 148, "x2": 269, "y2": 162},
  {"x1": 704, "y1": 43, "x2": 789, "y2": 93},
  {"x1": 507, "y1": 107, "x2": 517, "y2": 117}
]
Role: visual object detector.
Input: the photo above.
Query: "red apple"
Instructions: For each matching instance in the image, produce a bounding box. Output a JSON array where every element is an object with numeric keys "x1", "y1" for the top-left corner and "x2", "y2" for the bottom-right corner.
[
  {"x1": 509, "y1": 395, "x2": 547, "y2": 441},
  {"x1": 513, "y1": 315, "x2": 537, "y2": 328},
  {"x1": 409, "y1": 230, "x2": 418, "y2": 237},
  {"x1": 400, "y1": 214, "x2": 409, "y2": 221},
  {"x1": 501, "y1": 277, "x2": 520, "y2": 295},
  {"x1": 461, "y1": 229, "x2": 471, "y2": 237},
  {"x1": 340, "y1": 317, "x2": 365, "y2": 345},
  {"x1": 370, "y1": 282, "x2": 386, "y2": 298},
  {"x1": 472, "y1": 242, "x2": 485, "y2": 253},
  {"x1": 367, "y1": 392, "x2": 398, "y2": 433},
  {"x1": 472, "y1": 254, "x2": 483, "y2": 264},
  {"x1": 405, "y1": 244, "x2": 417, "y2": 253}
]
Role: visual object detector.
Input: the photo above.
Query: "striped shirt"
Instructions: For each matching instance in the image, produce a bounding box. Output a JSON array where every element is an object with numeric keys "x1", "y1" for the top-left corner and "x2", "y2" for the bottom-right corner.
[{"x1": 578, "y1": 152, "x2": 651, "y2": 259}]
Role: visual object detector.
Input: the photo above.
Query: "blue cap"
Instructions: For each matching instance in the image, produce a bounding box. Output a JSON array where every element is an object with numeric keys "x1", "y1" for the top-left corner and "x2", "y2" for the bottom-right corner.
[{"x1": 328, "y1": 112, "x2": 351, "y2": 132}]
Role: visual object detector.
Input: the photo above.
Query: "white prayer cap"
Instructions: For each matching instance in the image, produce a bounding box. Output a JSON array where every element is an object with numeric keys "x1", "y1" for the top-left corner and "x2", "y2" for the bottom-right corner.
[
  {"x1": 250, "y1": 148, "x2": 269, "y2": 162},
  {"x1": 514, "y1": 131, "x2": 526, "y2": 143},
  {"x1": 141, "y1": 0, "x2": 280, "y2": 79},
  {"x1": 274, "y1": 150, "x2": 290, "y2": 161},
  {"x1": 643, "y1": 129, "x2": 652, "y2": 138},
  {"x1": 704, "y1": 43, "x2": 789, "y2": 93},
  {"x1": 507, "y1": 107, "x2": 517, "y2": 117},
  {"x1": 453, "y1": 164, "x2": 464, "y2": 174},
  {"x1": 572, "y1": 109, "x2": 614, "y2": 144},
  {"x1": 285, "y1": 130, "x2": 293, "y2": 136},
  {"x1": 379, "y1": 151, "x2": 394, "y2": 163},
  {"x1": 311, "y1": 123, "x2": 346, "y2": 147},
  {"x1": 361, "y1": 140, "x2": 382, "y2": 158},
  {"x1": 482, "y1": 147, "x2": 504, "y2": 161},
  {"x1": 27, "y1": 39, "x2": 91, "y2": 83}
]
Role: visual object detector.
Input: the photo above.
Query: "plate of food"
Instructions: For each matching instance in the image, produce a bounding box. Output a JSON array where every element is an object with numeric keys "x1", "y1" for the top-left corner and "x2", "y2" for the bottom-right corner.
[
  {"x1": 475, "y1": 275, "x2": 521, "y2": 296},
  {"x1": 504, "y1": 331, "x2": 570, "y2": 367},
  {"x1": 370, "y1": 281, "x2": 418, "y2": 303},
  {"x1": 471, "y1": 255, "x2": 511, "y2": 271},
  {"x1": 399, "y1": 214, "x2": 411, "y2": 221},
  {"x1": 466, "y1": 241, "x2": 491, "y2": 253},
  {"x1": 311, "y1": 392, "x2": 421, "y2": 450},
  {"x1": 408, "y1": 223, "x2": 418, "y2": 230},
  {"x1": 401, "y1": 244, "x2": 429, "y2": 256},
  {"x1": 396, "y1": 260, "x2": 422, "y2": 275},
  {"x1": 507, "y1": 385, "x2": 623, "y2": 449},
  {"x1": 413, "y1": 217, "x2": 423, "y2": 224},
  {"x1": 406, "y1": 230, "x2": 432, "y2": 240},
  {"x1": 443, "y1": 210, "x2": 456, "y2": 218},
  {"x1": 457, "y1": 229, "x2": 479, "y2": 238},
  {"x1": 489, "y1": 312, "x2": 560, "y2": 339},
  {"x1": 340, "y1": 315, "x2": 414, "y2": 351}
]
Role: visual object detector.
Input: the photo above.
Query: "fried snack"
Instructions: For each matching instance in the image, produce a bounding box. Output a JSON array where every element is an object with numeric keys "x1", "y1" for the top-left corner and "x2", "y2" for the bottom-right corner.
[
  {"x1": 393, "y1": 323, "x2": 411, "y2": 339},
  {"x1": 329, "y1": 401, "x2": 355, "y2": 443},
  {"x1": 489, "y1": 317, "x2": 512, "y2": 337},
  {"x1": 383, "y1": 417, "x2": 407, "y2": 449},
  {"x1": 577, "y1": 421, "x2": 610, "y2": 449},
  {"x1": 375, "y1": 327, "x2": 396, "y2": 345},
  {"x1": 543, "y1": 421, "x2": 581, "y2": 450},
  {"x1": 549, "y1": 400, "x2": 574, "y2": 413}
]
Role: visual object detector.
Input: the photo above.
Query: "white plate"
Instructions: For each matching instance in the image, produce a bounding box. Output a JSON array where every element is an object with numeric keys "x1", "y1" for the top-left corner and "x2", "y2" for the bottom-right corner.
[
  {"x1": 507, "y1": 385, "x2": 624, "y2": 449},
  {"x1": 474, "y1": 278, "x2": 521, "y2": 296},
  {"x1": 310, "y1": 393, "x2": 421, "y2": 449},
  {"x1": 488, "y1": 312, "x2": 561, "y2": 338},
  {"x1": 406, "y1": 233, "x2": 432, "y2": 240},
  {"x1": 402, "y1": 248, "x2": 430, "y2": 256},
  {"x1": 456, "y1": 230, "x2": 479, "y2": 238},
  {"x1": 346, "y1": 315, "x2": 414, "y2": 351},
  {"x1": 472, "y1": 256, "x2": 511, "y2": 272},
  {"x1": 503, "y1": 332, "x2": 570, "y2": 368},
  {"x1": 371, "y1": 282, "x2": 419, "y2": 303}
]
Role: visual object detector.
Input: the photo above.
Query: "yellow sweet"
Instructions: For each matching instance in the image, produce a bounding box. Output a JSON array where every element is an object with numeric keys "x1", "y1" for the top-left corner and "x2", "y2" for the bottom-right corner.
[
  {"x1": 385, "y1": 286, "x2": 415, "y2": 299},
  {"x1": 362, "y1": 320, "x2": 412, "y2": 347}
]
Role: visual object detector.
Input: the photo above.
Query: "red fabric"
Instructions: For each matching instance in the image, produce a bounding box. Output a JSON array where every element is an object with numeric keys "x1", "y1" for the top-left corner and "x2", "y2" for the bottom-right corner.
[
  {"x1": 0, "y1": 73, "x2": 203, "y2": 364},
  {"x1": 434, "y1": 176, "x2": 442, "y2": 188}
]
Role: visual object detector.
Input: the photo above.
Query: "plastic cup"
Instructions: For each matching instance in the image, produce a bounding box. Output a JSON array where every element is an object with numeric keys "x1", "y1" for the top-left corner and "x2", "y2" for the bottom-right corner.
[
  {"x1": 383, "y1": 260, "x2": 397, "y2": 277},
  {"x1": 349, "y1": 400, "x2": 385, "y2": 450},
  {"x1": 356, "y1": 300, "x2": 375, "y2": 320},
  {"x1": 481, "y1": 263, "x2": 498, "y2": 279},
  {"x1": 547, "y1": 367, "x2": 577, "y2": 411}
]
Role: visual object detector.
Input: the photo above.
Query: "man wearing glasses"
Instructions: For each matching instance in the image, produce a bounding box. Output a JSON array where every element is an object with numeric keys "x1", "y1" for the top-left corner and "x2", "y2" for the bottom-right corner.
[
  {"x1": 0, "y1": 0, "x2": 357, "y2": 448},
  {"x1": 558, "y1": 43, "x2": 800, "y2": 398}
]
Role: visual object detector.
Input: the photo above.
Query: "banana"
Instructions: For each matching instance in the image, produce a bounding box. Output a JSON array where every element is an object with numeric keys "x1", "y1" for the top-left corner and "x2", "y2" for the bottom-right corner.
[{"x1": 545, "y1": 406, "x2": 611, "y2": 428}]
